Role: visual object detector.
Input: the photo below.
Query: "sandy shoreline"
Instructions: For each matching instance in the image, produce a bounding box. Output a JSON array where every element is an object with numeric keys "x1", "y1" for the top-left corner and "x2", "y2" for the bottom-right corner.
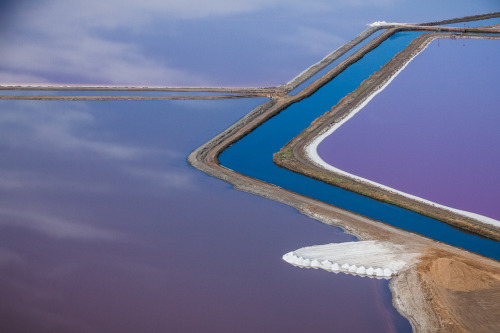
[{"x1": 188, "y1": 15, "x2": 500, "y2": 332}]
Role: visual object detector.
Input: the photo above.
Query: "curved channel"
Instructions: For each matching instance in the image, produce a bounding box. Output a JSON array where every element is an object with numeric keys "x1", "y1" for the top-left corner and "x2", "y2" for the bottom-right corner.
[{"x1": 219, "y1": 31, "x2": 500, "y2": 260}]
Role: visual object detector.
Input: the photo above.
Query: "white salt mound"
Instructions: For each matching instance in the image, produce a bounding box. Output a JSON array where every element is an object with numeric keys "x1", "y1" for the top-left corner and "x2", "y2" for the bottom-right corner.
[
  {"x1": 311, "y1": 259, "x2": 321, "y2": 268},
  {"x1": 356, "y1": 266, "x2": 366, "y2": 274},
  {"x1": 321, "y1": 260, "x2": 332, "y2": 267},
  {"x1": 283, "y1": 241, "x2": 420, "y2": 279}
]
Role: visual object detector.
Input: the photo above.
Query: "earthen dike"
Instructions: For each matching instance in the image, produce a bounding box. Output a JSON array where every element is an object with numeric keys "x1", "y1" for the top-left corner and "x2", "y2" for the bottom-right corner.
[{"x1": 188, "y1": 13, "x2": 500, "y2": 332}]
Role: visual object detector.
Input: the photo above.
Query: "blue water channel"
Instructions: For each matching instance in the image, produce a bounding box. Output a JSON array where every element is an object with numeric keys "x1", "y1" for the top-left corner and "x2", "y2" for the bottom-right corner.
[{"x1": 219, "y1": 31, "x2": 500, "y2": 260}]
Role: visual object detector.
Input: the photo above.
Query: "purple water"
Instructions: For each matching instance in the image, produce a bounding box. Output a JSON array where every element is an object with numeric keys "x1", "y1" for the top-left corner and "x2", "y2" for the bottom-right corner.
[
  {"x1": 318, "y1": 38, "x2": 500, "y2": 220},
  {"x1": 1, "y1": 1, "x2": 498, "y2": 87},
  {"x1": 0, "y1": 99, "x2": 410, "y2": 332}
]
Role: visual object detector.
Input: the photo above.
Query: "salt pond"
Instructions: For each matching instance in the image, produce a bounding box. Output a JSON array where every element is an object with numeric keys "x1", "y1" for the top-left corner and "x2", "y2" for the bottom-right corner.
[
  {"x1": 317, "y1": 38, "x2": 500, "y2": 221},
  {"x1": 0, "y1": 99, "x2": 410, "y2": 332}
]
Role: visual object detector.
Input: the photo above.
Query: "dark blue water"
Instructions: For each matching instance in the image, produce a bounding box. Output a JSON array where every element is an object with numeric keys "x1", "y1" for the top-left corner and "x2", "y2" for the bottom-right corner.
[{"x1": 219, "y1": 31, "x2": 500, "y2": 260}]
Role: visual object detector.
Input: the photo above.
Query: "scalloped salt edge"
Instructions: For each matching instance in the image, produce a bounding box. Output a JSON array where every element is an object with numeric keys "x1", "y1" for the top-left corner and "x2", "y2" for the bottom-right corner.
[
  {"x1": 282, "y1": 241, "x2": 419, "y2": 279},
  {"x1": 283, "y1": 251, "x2": 394, "y2": 279}
]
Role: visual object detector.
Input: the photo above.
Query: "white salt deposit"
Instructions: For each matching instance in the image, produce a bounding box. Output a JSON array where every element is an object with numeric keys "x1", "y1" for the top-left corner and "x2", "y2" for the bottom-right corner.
[
  {"x1": 368, "y1": 21, "x2": 411, "y2": 27},
  {"x1": 321, "y1": 260, "x2": 332, "y2": 268},
  {"x1": 311, "y1": 259, "x2": 321, "y2": 268},
  {"x1": 282, "y1": 241, "x2": 419, "y2": 279},
  {"x1": 356, "y1": 266, "x2": 366, "y2": 274}
]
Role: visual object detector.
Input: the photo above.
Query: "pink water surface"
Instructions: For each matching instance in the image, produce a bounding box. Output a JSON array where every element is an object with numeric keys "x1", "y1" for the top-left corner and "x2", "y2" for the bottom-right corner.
[
  {"x1": 317, "y1": 38, "x2": 500, "y2": 220},
  {"x1": 0, "y1": 99, "x2": 410, "y2": 332}
]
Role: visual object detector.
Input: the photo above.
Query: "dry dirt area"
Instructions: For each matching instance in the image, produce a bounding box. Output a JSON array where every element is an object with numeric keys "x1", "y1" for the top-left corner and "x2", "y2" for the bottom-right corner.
[{"x1": 395, "y1": 250, "x2": 500, "y2": 333}]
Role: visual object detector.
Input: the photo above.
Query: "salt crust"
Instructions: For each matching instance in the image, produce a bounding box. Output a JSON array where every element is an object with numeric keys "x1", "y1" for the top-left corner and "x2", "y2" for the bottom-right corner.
[
  {"x1": 283, "y1": 251, "x2": 393, "y2": 279},
  {"x1": 282, "y1": 241, "x2": 420, "y2": 279}
]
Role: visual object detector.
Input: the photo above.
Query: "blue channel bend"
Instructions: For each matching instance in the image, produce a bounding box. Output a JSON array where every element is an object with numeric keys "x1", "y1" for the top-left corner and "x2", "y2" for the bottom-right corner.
[{"x1": 219, "y1": 31, "x2": 500, "y2": 260}]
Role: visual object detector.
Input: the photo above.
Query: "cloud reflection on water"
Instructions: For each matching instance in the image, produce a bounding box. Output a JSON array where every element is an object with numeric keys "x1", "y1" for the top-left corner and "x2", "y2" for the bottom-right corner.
[
  {"x1": 0, "y1": 97, "x2": 414, "y2": 332},
  {"x1": 0, "y1": 101, "x2": 159, "y2": 159},
  {"x1": 2, "y1": 0, "x2": 496, "y2": 86},
  {"x1": 0, "y1": 100, "x2": 196, "y2": 247},
  {"x1": 0, "y1": 208, "x2": 124, "y2": 241}
]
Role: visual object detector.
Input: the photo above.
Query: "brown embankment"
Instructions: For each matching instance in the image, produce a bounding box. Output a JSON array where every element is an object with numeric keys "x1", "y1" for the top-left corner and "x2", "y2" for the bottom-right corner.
[
  {"x1": 274, "y1": 32, "x2": 500, "y2": 242},
  {"x1": 419, "y1": 12, "x2": 500, "y2": 26},
  {"x1": 0, "y1": 85, "x2": 283, "y2": 94},
  {"x1": 282, "y1": 26, "x2": 386, "y2": 92},
  {"x1": 0, "y1": 93, "x2": 269, "y2": 101}
]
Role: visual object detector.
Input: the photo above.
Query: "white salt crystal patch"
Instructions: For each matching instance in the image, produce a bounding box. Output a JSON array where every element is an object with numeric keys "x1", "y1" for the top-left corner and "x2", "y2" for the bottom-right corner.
[
  {"x1": 311, "y1": 259, "x2": 321, "y2": 268},
  {"x1": 321, "y1": 260, "x2": 332, "y2": 267},
  {"x1": 287, "y1": 255, "x2": 298, "y2": 265},
  {"x1": 331, "y1": 263, "x2": 340, "y2": 271},
  {"x1": 348, "y1": 265, "x2": 357, "y2": 272},
  {"x1": 356, "y1": 266, "x2": 366, "y2": 274},
  {"x1": 376, "y1": 268, "x2": 384, "y2": 277},
  {"x1": 384, "y1": 268, "x2": 393, "y2": 277},
  {"x1": 341, "y1": 263, "x2": 350, "y2": 270}
]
